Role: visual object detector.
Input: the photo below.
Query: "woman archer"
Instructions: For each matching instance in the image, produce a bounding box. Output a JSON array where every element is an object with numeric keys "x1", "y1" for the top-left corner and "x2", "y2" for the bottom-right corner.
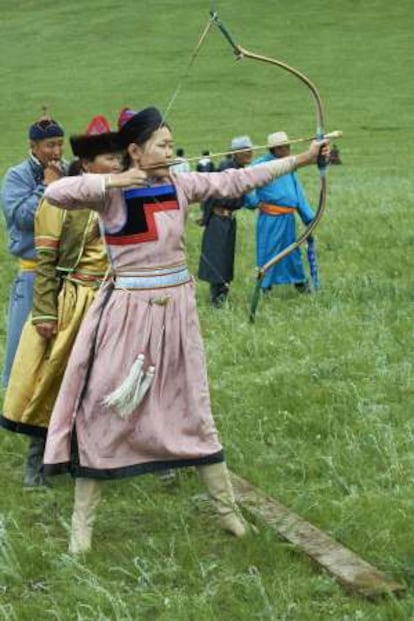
[{"x1": 42, "y1": 106, "x2": 329, "y2": 554}]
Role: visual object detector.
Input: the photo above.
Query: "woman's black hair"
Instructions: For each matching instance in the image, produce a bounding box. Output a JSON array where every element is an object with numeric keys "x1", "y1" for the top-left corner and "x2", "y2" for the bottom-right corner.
[
  {"x1": 118, "y1": 107, "x2": 171, "y2": 170},
  {"x1": 121, "y1": 121, "x2": 171, "y2": 170}
]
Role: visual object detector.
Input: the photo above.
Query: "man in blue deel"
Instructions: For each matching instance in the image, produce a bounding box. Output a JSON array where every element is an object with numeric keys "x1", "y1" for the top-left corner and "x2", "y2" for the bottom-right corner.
[
  {"x1": 245, "y1": 131, "x2": 315, "y2": 293},
  {"x1": 1, "y1": 114, "x2": 65, "y2": 387}
]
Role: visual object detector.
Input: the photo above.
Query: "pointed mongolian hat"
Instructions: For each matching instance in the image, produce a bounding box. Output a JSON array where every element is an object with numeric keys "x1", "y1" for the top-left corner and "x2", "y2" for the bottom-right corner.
[
  {"x1": 70, "y1": 115, "x2": 120, "y2": 159},
  {"x1": 117, "y1": 107, "x2": 138, "y2": 131},
  {"x1": 29, "y1": 114, "x2": 64, "y2": 141}
]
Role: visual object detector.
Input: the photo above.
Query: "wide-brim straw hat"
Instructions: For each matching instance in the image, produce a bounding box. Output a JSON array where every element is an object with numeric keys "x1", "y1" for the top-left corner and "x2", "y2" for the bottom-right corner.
[{"x1": 267, "y1": 131, "x2": 290, "y2": 148}]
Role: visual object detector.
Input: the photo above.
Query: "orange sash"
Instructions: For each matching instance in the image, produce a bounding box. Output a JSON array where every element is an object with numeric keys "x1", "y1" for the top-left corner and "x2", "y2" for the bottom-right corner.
[{"x1": 260, "y1": 203, "x2": 296, "y2": 216}]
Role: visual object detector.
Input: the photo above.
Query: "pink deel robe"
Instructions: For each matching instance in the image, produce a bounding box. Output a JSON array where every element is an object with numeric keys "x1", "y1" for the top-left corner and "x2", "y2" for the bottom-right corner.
[{"x1": 42, "y1": 157, "x2": 297, "y2": 478}]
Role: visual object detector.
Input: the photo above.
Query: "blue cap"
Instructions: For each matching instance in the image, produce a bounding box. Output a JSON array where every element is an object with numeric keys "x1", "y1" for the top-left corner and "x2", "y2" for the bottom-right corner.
[{"x1": 29, "y1": 117, "x2": 64, "y2": 141}]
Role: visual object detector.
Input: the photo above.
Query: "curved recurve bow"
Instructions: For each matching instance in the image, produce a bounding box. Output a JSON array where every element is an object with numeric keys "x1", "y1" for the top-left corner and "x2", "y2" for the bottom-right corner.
[{"x1": 210, "y1": 11, "x2": 328, "y2": 322}]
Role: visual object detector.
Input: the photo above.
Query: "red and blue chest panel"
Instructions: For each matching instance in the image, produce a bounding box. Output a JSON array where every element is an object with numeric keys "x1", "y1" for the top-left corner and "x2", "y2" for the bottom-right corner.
[{"x1": 105, "y1": 184, "x2": 179, "y2": 245}]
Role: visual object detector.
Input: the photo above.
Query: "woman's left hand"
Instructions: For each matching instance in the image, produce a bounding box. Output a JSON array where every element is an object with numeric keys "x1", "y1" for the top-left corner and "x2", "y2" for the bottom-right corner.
[{"x1": 307, "y1": 139, "x2": 330, "y2": 164}]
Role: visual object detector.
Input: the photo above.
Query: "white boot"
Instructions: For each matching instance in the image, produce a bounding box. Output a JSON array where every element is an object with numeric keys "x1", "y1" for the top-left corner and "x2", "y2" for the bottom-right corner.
[
  {"x1": 69, "y1": 478, "x2": 103, "y2": 555},
  {"x1": 197, "y1": 462, "x2": 246, "y2": 537}
]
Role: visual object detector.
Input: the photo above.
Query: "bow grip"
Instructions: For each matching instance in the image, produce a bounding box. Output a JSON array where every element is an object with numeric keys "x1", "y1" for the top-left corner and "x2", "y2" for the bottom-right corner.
[{"x1": 316, "y1": 130, "x2": 328, "y2": 172}]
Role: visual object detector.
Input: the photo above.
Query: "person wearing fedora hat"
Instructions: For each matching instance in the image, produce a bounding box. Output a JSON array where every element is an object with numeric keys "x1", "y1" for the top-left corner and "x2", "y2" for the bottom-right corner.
[
  {"x1": 198, "y1": 135, "x2": 254, "y2": 307},
  {"x1": 267, "y1": 131, "x2": 291, "y2": 150},
  {"x1": 39, "y1": 106, "x2": 327, "y2": 552},
  {"x1": 0, "y1": 116, "x2": 121, "y2": 488},
  {"x1": 1, "y1": 114, "x2": 66, "y2": 390},
  {"x1": 245, "y1": 130, "x2": 315, "y2": 293}
]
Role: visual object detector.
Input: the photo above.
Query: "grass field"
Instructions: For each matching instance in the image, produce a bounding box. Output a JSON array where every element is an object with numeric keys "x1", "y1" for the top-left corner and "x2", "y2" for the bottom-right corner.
[{"x1": 1, "y1": 0, "x2": 414, "y2": 619}]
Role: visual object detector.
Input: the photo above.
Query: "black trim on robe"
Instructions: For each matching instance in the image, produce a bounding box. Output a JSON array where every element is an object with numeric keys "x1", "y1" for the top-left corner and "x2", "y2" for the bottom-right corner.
[
  {"x1": 43, "y1": 450, "x2": 225, "y2": 480},
  {"x1": 0, "y1": 415, "x2": 47, "y2": 438}
]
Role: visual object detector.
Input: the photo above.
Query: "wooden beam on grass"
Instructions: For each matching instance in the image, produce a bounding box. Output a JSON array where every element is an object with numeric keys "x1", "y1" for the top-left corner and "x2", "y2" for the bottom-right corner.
[{"x1": 230, "y1": 472, "x2": 405, "y2": 599}]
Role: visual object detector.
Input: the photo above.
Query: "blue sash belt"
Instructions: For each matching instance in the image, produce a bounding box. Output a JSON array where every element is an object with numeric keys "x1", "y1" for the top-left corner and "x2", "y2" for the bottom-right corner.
[{"x1": 114, "y1": 265, "x2": 191, "y2": 290}]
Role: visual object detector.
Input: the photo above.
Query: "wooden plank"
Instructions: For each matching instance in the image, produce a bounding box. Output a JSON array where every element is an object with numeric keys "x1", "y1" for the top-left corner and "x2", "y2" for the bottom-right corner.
[{"x1": 230, "y1": 472, "x2": 405, "y2": 599}]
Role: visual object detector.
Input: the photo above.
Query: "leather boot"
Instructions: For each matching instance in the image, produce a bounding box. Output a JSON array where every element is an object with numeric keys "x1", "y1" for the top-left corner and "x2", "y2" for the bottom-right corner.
[
  {"x1": 24, "y1": 436, "x2": 46, "y2": 488},
  {"x1": 197, "y1": 462, "x2": 246, "y2": 537},
  {"x1": 69, "y1": 478, "x2": 103, "y2": 555}
]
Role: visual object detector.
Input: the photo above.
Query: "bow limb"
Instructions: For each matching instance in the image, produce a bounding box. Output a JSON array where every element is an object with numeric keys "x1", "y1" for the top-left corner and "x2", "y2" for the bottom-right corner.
[{"x1": 210, "y1": 12, "x2": 328, "y2": 321}]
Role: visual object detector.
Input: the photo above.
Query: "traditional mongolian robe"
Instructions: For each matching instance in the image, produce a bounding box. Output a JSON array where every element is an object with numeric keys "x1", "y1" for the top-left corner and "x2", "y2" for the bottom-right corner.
[
  {"x1": 1, "y1": 156, "x2": 49, "y2": 387},
  {"x1": 0, "y1": 201, "x2": 108, "y2": 436},
  {"x1": 246, "y1": 153, "x2": 314, "y2": 289},
  {"x1": 198, "y1": 157, "x2": 245, "y2": 288},
  {"x1": 41, "y1": 157, "x2": 296, "y2": 479}
]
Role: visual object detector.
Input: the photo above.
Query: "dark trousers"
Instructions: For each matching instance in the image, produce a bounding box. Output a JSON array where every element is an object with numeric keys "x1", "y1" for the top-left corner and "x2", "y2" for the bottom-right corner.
[{"x1": 24, "y1": 435, "x2": 46, "y2": 487}]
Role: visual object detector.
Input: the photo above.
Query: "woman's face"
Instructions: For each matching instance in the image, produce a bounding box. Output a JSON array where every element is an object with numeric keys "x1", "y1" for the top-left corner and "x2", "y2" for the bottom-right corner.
[
  {"x1": 84, "y1": 153, "x2": 122, "y2": 174},
  {"x1": 130, "y1": 126, "x2": 174, "y2": 177}
]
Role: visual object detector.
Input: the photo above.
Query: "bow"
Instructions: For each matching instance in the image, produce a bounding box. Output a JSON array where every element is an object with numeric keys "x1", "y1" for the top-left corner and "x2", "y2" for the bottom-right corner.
[{"x1": 209, "y1": 11, "x2": 328, "y2": 321}]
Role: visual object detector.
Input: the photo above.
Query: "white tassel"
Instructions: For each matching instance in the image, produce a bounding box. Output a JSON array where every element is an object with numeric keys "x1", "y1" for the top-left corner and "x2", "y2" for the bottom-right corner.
[
  {"x1": 134, "y1": 365, "x2": 155, "y2": 404},
  {"x1": 103, "y1": 317, "x2": 164, "y2": 420},
  {"x1": 102, "y1": 354, "x2": 146, "y2": 419}
]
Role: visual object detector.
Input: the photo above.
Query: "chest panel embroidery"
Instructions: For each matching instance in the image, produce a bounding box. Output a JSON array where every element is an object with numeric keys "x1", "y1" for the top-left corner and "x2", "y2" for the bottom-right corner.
[{"x1": 105, "y1": 185, "x2": 179, "y2": 245}]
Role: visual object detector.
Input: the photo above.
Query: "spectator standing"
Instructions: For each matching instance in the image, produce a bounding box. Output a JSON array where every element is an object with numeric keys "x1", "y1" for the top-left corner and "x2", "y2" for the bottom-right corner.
[{"x1": 198, "y1": 136, "x2": 253, "y2": 306}]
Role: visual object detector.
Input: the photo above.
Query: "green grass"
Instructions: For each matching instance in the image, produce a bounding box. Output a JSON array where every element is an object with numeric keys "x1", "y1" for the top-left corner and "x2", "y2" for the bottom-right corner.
[{"x1": 1, "y1": 0, "x2": 414, "y2": 619}]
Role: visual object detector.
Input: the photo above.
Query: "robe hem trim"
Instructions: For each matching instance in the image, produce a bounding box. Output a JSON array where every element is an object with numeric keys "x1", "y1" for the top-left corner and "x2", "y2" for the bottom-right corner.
[
  {"x1": 43, "y1": 450, "x2": 225, "y2": 479},
  {"x1": 0, "y1": 415, "x2": 47, "y2": 438}
]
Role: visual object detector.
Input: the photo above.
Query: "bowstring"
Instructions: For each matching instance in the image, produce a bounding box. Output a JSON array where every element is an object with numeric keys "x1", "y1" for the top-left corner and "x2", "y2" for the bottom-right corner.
[
  {"x1": 162, "y1": 13, "x2": 215, "y2": 126},
  {"x1": 157, "y1": 9, "x2": 231, "y2": 288}
]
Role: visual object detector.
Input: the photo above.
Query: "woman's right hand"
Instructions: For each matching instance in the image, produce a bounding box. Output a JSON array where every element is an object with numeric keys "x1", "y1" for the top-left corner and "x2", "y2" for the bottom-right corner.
[{"x1": 106, "y1": 169, "x2": 149, "y2": 189}]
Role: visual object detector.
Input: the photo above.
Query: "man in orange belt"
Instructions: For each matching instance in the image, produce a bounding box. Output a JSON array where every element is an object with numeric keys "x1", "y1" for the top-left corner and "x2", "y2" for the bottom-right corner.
[
  {"x1": 198, "y1": 135, "x2": 253, "y2": 307},
  {"x1": 245, "y1": 131, "x2": 315, "y2": 293}
]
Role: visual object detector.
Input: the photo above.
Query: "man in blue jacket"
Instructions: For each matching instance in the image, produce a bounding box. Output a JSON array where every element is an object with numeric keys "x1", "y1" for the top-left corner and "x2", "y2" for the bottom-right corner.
[
  {"x1": 1, "y1": 115, "x2": 65, "y2": 486},
  {"x1": 1, "y1": 115, "x2": 66, "y2": 387}
]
